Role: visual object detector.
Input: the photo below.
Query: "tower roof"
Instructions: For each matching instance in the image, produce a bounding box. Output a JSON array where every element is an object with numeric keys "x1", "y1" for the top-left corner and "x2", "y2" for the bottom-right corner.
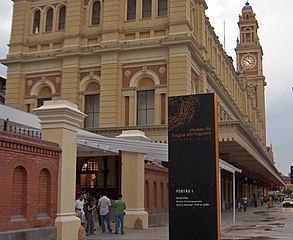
[{"x1": 242, "y1": 1, "x2": 253, "y2": 12}]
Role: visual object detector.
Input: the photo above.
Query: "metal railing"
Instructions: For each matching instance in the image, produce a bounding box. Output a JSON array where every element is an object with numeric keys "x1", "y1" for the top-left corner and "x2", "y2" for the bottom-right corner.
[{"x1": 1, "y1": 118, "x2": 41, "y2": 139}]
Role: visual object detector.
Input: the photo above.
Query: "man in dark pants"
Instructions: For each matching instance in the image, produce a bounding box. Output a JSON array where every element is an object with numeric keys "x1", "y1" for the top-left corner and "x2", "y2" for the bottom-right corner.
[{"x1": 98, "y1": 191, "x2": 113, "y2": 233}]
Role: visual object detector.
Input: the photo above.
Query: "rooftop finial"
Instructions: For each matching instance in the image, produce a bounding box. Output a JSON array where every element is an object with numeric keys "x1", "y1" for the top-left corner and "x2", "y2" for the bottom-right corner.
[{"x1": 246, "y1": 0, "x2": 249, "y2": 5}]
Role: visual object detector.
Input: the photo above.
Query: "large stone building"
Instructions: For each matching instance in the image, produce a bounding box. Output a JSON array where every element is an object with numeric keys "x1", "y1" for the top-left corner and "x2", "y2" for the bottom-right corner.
[{"x1": 2, "y1": 0, "x2": 284, "y2": 217}]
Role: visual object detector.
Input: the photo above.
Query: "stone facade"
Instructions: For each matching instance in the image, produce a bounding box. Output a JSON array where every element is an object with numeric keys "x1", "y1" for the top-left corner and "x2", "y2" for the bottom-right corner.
[{"x1": 2, "y1": 0, "x2": 285, "y2": 222}]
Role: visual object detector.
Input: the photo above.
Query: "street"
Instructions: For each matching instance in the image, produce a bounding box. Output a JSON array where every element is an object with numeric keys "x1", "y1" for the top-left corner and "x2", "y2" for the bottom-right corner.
[
  {"x1": 222, "y1": 205, "x2": 293, "y2": 240},
  {"x1": 86, "y1": 204, "x2": 293, "y2": 240}
]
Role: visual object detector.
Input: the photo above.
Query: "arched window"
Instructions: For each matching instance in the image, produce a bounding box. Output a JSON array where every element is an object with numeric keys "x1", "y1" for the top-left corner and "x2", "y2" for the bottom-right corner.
[
  {"x1": 243, "y1": 27, "x2": 254, "y2": 43},
  {"x1": 58, "y1": 6, "x2": 66, "y2": 30},
  {"x1": 45, "y1": 8, "x2": 54, "y2": 32},
  {"x1": 153, "y1": 181, "x2": 157, "y2": 209},
  {"x1": 190, "y1": 4, "x2": 195, "y2": 31},
  {"x1": 80, "y1": 158, "x2": 99, "y2": 188},
  {"x1": 37, "y1": 86, "x2": 52, "y2": 107},
  {"x1": 145, "y1": 181, "x2": 150, "y2": 210},
  {"x1": 38, "y1": 169, "x2": 51, "y2": 215},
  {"x1": 136, "y1": 78, "x2": 154, "y2": 126},
  {"x1": 160, "y1": 182, "x2": 164, "y2": 208},
  {"x1": 92, "y1": 1, "x2": 101, "y2": 25},
  {"x1": 12, "y1": 166, "x2": 27, "y2": 218},
  {"x1": 32, "y1": 10, "x2": 41, "y2": 33}
]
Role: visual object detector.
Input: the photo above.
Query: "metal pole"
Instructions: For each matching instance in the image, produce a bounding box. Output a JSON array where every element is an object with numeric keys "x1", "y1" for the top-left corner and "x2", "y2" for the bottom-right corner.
[
  {"x1": 233, "y1": 172, "x2": 236, "y2": 224},
  {"x1": 219, "y1": 169, "x2": 222, "y2": 225}
]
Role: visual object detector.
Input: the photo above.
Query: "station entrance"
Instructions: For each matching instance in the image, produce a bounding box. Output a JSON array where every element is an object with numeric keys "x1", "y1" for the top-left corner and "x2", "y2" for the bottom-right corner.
[{"x1": 76, "y1": 155, "x2": 121, "y2": 199}]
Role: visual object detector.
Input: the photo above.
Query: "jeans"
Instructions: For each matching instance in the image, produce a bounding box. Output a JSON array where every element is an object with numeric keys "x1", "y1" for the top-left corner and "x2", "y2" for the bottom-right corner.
[
  {"x1": 115, "y1": 213, "x2": 125, "y2": 234},
  {"x1": 100, "y1": 212, "x2": 112, "y2": 232},
  {"x1": 85, "y1": 212, "x2": 94, "y2": 234}
]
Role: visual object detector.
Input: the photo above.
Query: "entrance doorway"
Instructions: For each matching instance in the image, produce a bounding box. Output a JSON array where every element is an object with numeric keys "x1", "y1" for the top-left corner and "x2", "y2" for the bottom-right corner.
[{"x1": 76, "y1": 155, "x2": 121, "y2": 199}]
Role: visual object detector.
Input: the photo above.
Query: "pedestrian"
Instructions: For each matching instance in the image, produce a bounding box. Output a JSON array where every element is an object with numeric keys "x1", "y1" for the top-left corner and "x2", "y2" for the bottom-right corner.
[
  {"x1": 237, "y1": 198, "x2": 242, "y2": 212},
  {"x1": 260, "y1": 196, "x2": 264, "y2": 206},
  {"x1": 98, "y1": 191, "x2": 113, "y2": 233},
  {"x1": 85, "y1": 195, "x2": 95, "y2": 236},
  {"x1": 95, "y1": 193, "x2": 102, "y2": 230},
  {"x1": 268, "y1": 195, "x2": 273, "y2": 208},
  {"x1": 253, "y1": 194, "x2": 258, "y2": 208},
  {"x1": 114, "y1": 194, "x2": 126, "y2": 235},
  {"x1": 75, "y1": 193, "x2": 86, "y2": 225},
  {"x1": 242, "y1": 196, "x2": 248, "y2": 212}
]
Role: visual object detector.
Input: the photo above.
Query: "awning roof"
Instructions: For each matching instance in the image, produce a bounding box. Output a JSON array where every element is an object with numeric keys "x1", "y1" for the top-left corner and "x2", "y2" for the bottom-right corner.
[{"x1": 0, "y1": 104, "x2": 240, "y2": 173}]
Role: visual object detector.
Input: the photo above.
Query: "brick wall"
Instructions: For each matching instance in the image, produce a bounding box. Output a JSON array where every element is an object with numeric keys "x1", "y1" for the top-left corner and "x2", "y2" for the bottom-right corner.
[
  {"x1": 0, "y1": 131, "x2": 61, "y2": 232},
  {"x1": 144, "y1": 162, "x2": 168, "y2": 215}
]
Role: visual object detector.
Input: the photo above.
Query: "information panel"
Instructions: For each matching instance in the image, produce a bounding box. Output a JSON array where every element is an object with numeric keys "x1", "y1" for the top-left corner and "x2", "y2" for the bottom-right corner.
[{"x1": 168, "y1": 93, "x2": 220, "y2": 240}]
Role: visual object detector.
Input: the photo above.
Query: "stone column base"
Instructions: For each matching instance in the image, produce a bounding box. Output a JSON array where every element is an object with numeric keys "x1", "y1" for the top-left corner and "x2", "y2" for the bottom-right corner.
[
  {"x1": 55, "y1": 213, "x2": 80, "y2": 240},
  {"x1": 124, "y1": 209, "x2": 148, "y2": 230}
]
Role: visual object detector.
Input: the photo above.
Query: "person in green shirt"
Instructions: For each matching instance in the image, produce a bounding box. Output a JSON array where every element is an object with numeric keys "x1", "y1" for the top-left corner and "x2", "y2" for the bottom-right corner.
[{"x1": 114, "y1": 194, "x2": 126, "y2": 234}]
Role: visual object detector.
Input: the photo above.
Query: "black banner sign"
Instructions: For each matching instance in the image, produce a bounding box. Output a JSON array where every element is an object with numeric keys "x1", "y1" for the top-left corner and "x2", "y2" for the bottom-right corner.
[
  {"x1": 168, "y1": 93, "x2": 220, "y2": 240},
  {"x1": 291, "y1": 166, "x2": 293, "y2": 184}
]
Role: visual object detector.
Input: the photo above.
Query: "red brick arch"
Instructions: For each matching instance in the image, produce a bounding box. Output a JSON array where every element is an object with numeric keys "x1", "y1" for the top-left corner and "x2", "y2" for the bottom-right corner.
[
  {"x1": 38, "y1": 169, "x2": 51, "y2": 215},
  {"x1": 12, "y1": 166, "x2": 27, "y2": 217}
]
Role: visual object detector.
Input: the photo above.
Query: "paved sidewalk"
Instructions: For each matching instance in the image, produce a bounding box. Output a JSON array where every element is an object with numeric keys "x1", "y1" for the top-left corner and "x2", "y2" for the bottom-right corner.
[{"x1": 86, "y1": 204, "x2": 290, "y2": 240}]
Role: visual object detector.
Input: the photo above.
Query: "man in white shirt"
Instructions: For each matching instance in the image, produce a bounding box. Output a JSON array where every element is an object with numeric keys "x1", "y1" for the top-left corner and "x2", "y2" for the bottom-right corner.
[
  {"x1": 98, "y1": 191, "x2": 113, "y2": 233},
  {"x1": 75, "y1": 194, "x2": 85, "y2": 224}
]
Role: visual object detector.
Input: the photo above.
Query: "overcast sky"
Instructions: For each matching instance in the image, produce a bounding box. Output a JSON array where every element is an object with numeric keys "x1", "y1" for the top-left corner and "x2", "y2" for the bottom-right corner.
[{"x1": 0, "y1": 0, "x2": 292, "y2": 175}]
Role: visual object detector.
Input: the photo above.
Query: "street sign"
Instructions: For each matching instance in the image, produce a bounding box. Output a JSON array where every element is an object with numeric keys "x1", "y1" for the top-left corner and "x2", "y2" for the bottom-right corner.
[{"x1": 168, "y1": 93, "x2": 220, "y2": 240}]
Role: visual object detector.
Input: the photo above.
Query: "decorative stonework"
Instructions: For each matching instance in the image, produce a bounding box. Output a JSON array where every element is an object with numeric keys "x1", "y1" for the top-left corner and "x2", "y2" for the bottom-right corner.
[
  {"x1": 80, "y1": 71, "x2": 101, "y2": 80},
  {"x1": 159, "y1": 66, "x2": 166, "y2": 74},
  {"x1": 27, "y1": 80, "x2": 33, "y2": 86},
  {"x1": 122, "y1": 64, "x2": 167, "y2": 87},
  {"x1": 89, "y1": 71, "x2": 94, "y2": 78},
  {"x1": 124, "y1": 70, "x2": 131, "y2": 77},
  {"x1": 25, "y1": 75, "x2": 61, "y2": 96}
]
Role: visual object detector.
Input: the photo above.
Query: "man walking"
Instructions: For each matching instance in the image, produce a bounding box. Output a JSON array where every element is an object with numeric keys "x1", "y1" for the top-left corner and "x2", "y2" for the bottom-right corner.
[
  {"x1": 114, "y1": 194, "x2": 126, "y2": 235},
  {"x1": 75, "y1": 193, "x2": 85, "y2": 225},
  {"x1": 98, "y1": 191, "x2": 113, "y2": 233}
]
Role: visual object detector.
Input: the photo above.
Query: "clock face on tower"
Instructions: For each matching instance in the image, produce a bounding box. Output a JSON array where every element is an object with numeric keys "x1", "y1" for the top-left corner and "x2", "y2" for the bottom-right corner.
[{"x1": 241, "y1": 55, "x2": 256, "y2": 69}]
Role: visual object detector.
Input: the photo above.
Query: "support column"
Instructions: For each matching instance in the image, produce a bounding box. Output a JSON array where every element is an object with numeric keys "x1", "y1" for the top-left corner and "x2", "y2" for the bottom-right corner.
[
  {"x1": 169, "y1": 45, "x2": 192, "y2": 96},
  {"x1": 121, "y1": 151, "x2": 148, "y2": 229},
  {"x1": 100, "y1": 53, "x2": 121, "y2": 127},
  {"x1": 34, "y1": 100, "x2": 86, "y2": 240},
  {"x1": 224, "y1": 179, "x2": 229, "y2": 209},
  {"x1": 229, "y1": 180, "x2": 233, "y2": 207},
  {"x1": 232, "y1": 173, "x2": 236, "y2": 224}
]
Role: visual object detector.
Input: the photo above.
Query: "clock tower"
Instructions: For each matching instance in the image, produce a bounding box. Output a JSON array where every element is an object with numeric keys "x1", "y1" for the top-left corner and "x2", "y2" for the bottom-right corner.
[{"x1": 235, "y1": 1, "x2": 267, "y2": 144}]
